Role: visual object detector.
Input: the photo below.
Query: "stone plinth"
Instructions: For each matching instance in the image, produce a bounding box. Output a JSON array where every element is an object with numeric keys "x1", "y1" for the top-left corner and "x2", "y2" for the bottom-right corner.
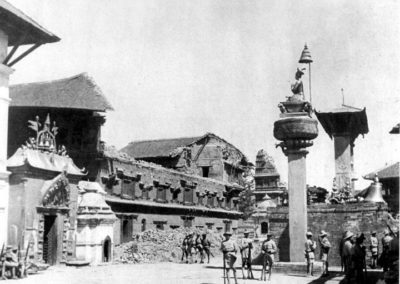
[
  {"x1": 273, "y1": 101, "x2": 318, "y2": 262},
  {"x1": 75, "y1": 181, "x2": 117, "y2": 265}
]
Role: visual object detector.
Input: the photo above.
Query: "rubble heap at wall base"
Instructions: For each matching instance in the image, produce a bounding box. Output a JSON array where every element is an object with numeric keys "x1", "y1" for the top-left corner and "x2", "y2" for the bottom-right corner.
[{"x1": 260, "y1": 202, "x2": 388, "y2": 265}]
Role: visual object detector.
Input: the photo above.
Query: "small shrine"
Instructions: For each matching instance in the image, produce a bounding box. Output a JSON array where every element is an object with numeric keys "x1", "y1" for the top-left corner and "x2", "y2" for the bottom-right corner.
[
  {"x1": 7, "y1": 114, "x2": 85, "y2": 265},
  {"x1": 75, "y1": 181, "x2": 117, "y2": 265}
]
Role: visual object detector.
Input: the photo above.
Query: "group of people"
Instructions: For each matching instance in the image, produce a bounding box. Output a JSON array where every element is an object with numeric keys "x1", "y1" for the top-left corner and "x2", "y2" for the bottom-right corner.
[
  {"x1": 340, "y1": 228, "x2": 399, "y2": 283},
  {"x1": 0, "y1": 245, "x2": 27, "y2": 280},
  {"x1": 304, "y1": 231, "x2": 331, "y2": 277},
  {"x1": 220, "y1": 230, "x2": 277, "y2": 284},
  {"x1": 180, "y1": 232, "x2": 212, "y2": 264}
]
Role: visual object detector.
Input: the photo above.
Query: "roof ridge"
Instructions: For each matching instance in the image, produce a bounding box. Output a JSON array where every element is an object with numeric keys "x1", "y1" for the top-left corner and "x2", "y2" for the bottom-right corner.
[
  {"x1": 10, "y1": 72, "x2": 88, "y2": 88},
  {"x1": 127, "y1": 135, "x2": 203, "y2": 145}
]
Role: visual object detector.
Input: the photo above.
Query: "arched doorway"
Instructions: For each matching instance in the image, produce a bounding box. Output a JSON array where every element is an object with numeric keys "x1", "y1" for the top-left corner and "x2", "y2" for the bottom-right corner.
[{"x1": 103, "y1": 236, "x2": 111, "y2": 262}]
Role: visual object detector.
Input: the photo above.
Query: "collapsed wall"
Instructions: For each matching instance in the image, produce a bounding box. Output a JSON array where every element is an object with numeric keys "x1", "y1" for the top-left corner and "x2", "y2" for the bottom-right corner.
[{"x1": 113, "y1": 228, "x2": 225, "y2": 264}]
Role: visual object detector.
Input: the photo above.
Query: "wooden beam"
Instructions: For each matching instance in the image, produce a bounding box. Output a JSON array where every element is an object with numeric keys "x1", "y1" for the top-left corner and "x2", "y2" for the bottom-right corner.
[
  {"x1": 3, "y1": 44, "x2": 19, "y2": 65},
  {"x1": 7, "y1": 43, "x2": 42, "y2": 67}
]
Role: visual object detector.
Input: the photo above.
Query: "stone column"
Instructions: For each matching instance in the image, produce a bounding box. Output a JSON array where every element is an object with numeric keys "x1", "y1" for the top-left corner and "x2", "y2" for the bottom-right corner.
[
  {"x1": 273, "y1": 101, "x2": 318, "y2": 262},
  {"x1": 333, "y1": 134, "x2": 354, "y2": 193},
  {"x1": 287, "y1": 148, "x2": 308, "y2": 262},
  {"x1": 0, "y1": 29, "x2": 13, "y2": 246}
]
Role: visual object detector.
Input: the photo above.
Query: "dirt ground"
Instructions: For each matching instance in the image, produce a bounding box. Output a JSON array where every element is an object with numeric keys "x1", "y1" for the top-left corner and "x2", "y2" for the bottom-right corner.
[{"x1": 14, "y1": 256, "x2": 387, "y2": 284}]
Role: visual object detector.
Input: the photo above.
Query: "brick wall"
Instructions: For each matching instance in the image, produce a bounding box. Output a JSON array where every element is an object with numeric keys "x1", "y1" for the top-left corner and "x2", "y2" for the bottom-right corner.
[{"x1": 255, "y1": 203, "x2": 389, "y2": 265}]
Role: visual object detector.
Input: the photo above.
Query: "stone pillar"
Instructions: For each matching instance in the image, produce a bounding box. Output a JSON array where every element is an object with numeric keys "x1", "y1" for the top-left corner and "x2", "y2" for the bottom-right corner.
[
  {"x1": 0, "y1": 29, "x2": 13, "y2": 246},
  {"x1": 287, "y1": 148, "x2": 308, "y2": 262},
  {"x1": 333, "y1": 134, "x2": 354, "y2": 193},
  {"x1": 273, "y1": 100, "x2": 318, "y2": 262}
]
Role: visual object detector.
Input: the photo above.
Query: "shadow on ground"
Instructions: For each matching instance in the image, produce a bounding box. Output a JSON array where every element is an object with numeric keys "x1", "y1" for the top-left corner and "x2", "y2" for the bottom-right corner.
[{"x1": 307, "y1": 271, "x2": 385, "y2": 284}]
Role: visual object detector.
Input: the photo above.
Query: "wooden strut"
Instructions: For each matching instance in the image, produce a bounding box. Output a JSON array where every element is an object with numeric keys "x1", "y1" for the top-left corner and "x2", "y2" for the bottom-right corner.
[
  {"x1": 7, "y1": 43, "x2": 42, "y2": 67},
  {"x1": 2, "y1": 31, "x2": 30, "y2": 65}
]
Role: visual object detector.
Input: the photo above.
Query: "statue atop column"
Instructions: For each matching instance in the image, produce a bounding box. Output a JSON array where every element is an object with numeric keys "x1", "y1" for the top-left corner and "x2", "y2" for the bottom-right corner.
[
  {"x1": 290, "y1": 68, "x2": 306, "y2": 101},
  {"x1": 278, "y1": 67, "x2": 312, "y2": 116}
]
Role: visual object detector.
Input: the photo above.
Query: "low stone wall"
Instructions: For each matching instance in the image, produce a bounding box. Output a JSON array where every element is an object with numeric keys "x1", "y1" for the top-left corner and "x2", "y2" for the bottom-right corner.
[{"x1": 259, "y1": 202, "x2": 389, "y2": 265}]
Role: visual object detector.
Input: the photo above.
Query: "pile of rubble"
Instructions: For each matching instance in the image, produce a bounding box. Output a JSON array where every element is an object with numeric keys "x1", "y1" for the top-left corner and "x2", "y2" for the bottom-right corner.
[{"x1": 113, "y1": 228, "x2": 225, "y2": 264}]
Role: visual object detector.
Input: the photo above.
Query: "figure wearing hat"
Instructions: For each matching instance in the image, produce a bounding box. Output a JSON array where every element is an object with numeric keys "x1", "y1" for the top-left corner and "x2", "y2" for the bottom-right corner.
[
  {"x1": 181, "y1": 233, "x2": 192, "y2": 263},
  {"x1": 220, "y1": 230, "x2": 239, "y2": 284},
  {"x1": 381, "y1": 229, "x2": 393, "y2": 272},
  {"x1": 351, "y1": 233, "x2": 366, "y2": 284},
  {"x1": 318, "y1": 230, "x2": 331, "y2": 276},
  {"x1": 200, "y1": 232, "x2": 212, "y2": 264},
  {"x1": 239, "y1": 230, "x2": 254, "y2": 279},
  {"x1": 304, "y1": 232, "x2": 317, "y2": 276},
  {"x1": 260, "y1": 233, "x2": 276, "y2": 281},
  {"x1": 341, "y1": 231, "x2": 354, "y2": 279},
  {"x1": 369, "y1": 231, "x2": 378, "y2": 269}
]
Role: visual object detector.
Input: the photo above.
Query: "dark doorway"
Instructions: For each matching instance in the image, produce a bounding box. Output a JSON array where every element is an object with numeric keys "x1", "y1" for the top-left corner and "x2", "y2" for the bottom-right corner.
[
  {"x1": 43, "y1": 215, "x2": 58, "y2": 265},
  {"x1": 103, "y1": 236, "x2": 111, "y2": 262},
  {"x1": 261, "y1": 222, "x2": 269, "y2": 234},
  {"x1": 141, "y1": 219, "x2": 146, "y2": 232},
  {"x1": 121, "y1": 219, "x2": 132, "y2": 243},
  {"x1": 202, "y1": 167, "x2": 210, "y2": 178}
]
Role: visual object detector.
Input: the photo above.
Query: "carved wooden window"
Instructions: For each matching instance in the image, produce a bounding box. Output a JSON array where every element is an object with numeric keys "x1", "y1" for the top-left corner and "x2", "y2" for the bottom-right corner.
[
  {"x1": 183, "y1": 187, "x2": 194, "y2": 205},
  {"x1": 207, "y1": 193, "x2": 215, "y2": 208},
  {"x1": 170, "y1": 187, "x2": 181, "y2": 203},
  {"x1": 156, "y1": 187, "x2": 167, "y2": 202},
  {"x1": 121, "y1": 180, "x2": 135, "y2": 199},
  {"x1": 224, "y1": 221, "x2": 232, "y2": 232}
]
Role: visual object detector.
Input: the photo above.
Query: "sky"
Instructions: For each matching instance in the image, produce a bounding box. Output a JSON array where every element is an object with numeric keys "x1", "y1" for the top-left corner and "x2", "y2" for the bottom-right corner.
[{"x1": 8, "y1": 0, "x2": 400, "y2": 189}]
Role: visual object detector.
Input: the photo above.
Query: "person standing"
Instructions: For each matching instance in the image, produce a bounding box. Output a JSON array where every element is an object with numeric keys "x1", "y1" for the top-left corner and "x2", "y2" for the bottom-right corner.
[
  {"x1": 351, "y1": 233, "x2": 366, "y2": 284},
  {"x1": 239, "y1": 230, "x2": 254, "y2": 279},
  {"x1": 342, "y1": 231, "x2": 354, "y2": 279},
  {"x1": 200, "y1": 232, "x2": 211, "y2": 264},
  {"x1": 220, "y1": 231, "x2": 239, "y2": 284},
  {"x1": 318, "y1": 230, "x2": 331, "y2": 276},
  {"x1": 369, "y1": 231, "x2": 378, "y2": 269},
  {"x1": 305, "y1": 232, "x2": 317, "y2": 277},
  {"x1": 260, "y1": 233, "x2": 277, "y2": 281},
  {"x1": 381, "y1": 229, "x2": 393, "y2": 272}
]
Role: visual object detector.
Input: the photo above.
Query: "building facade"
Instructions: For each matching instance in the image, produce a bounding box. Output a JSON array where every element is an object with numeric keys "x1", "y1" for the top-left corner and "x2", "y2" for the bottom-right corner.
[{"x1": 120, "y1": 133, "x2": 252, "y2": 185}]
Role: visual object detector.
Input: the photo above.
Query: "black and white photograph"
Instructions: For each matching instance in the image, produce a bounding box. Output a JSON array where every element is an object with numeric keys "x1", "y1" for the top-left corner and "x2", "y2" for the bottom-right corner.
[{"x1": 0, "y1": 0, "x2": 398, "y2": 283}]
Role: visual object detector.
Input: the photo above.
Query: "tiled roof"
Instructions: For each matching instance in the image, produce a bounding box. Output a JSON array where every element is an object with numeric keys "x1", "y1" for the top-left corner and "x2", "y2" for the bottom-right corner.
[
  {"x1": 364, "y1": 162, "x2": 400, "y2": 180},
  {"x1": 121, "y1": 136, "x2": 202, "y2": 159},
  {"x1": 10, "y1": 73, "x2": 113, "y2": 112}
]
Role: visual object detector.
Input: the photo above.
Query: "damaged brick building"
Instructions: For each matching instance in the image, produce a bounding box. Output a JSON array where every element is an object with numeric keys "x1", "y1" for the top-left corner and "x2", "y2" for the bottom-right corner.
[
  {"x1": 103, "y1": 133, "x2": 252, "y2": 244},
  {"x1": 6, "y1": 74, "x2": 250, "y2": 264}
]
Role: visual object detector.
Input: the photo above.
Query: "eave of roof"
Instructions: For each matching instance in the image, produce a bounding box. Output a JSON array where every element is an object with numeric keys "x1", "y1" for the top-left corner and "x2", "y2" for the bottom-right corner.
[
  {"x1": 10, "y1": 73, "x2": 113, "y2": 112},
  {"x1": 105, "y1": 196, "x2": 243, "y2": 216},
  {"x1": 315, "y1": 107, "x2": 369, "y2": 139},
  {"x1": 0, "y1": 0, "x2": 60, "y2": 46},
  {"x1": 364, "y1": 162, "x2": 400, "y2": 180}
]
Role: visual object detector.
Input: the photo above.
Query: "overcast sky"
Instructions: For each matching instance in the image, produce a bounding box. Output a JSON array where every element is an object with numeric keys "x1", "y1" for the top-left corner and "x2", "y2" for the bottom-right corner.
[{"x1": 8, "y1": 0, "x2": 400, "y2": 189}]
